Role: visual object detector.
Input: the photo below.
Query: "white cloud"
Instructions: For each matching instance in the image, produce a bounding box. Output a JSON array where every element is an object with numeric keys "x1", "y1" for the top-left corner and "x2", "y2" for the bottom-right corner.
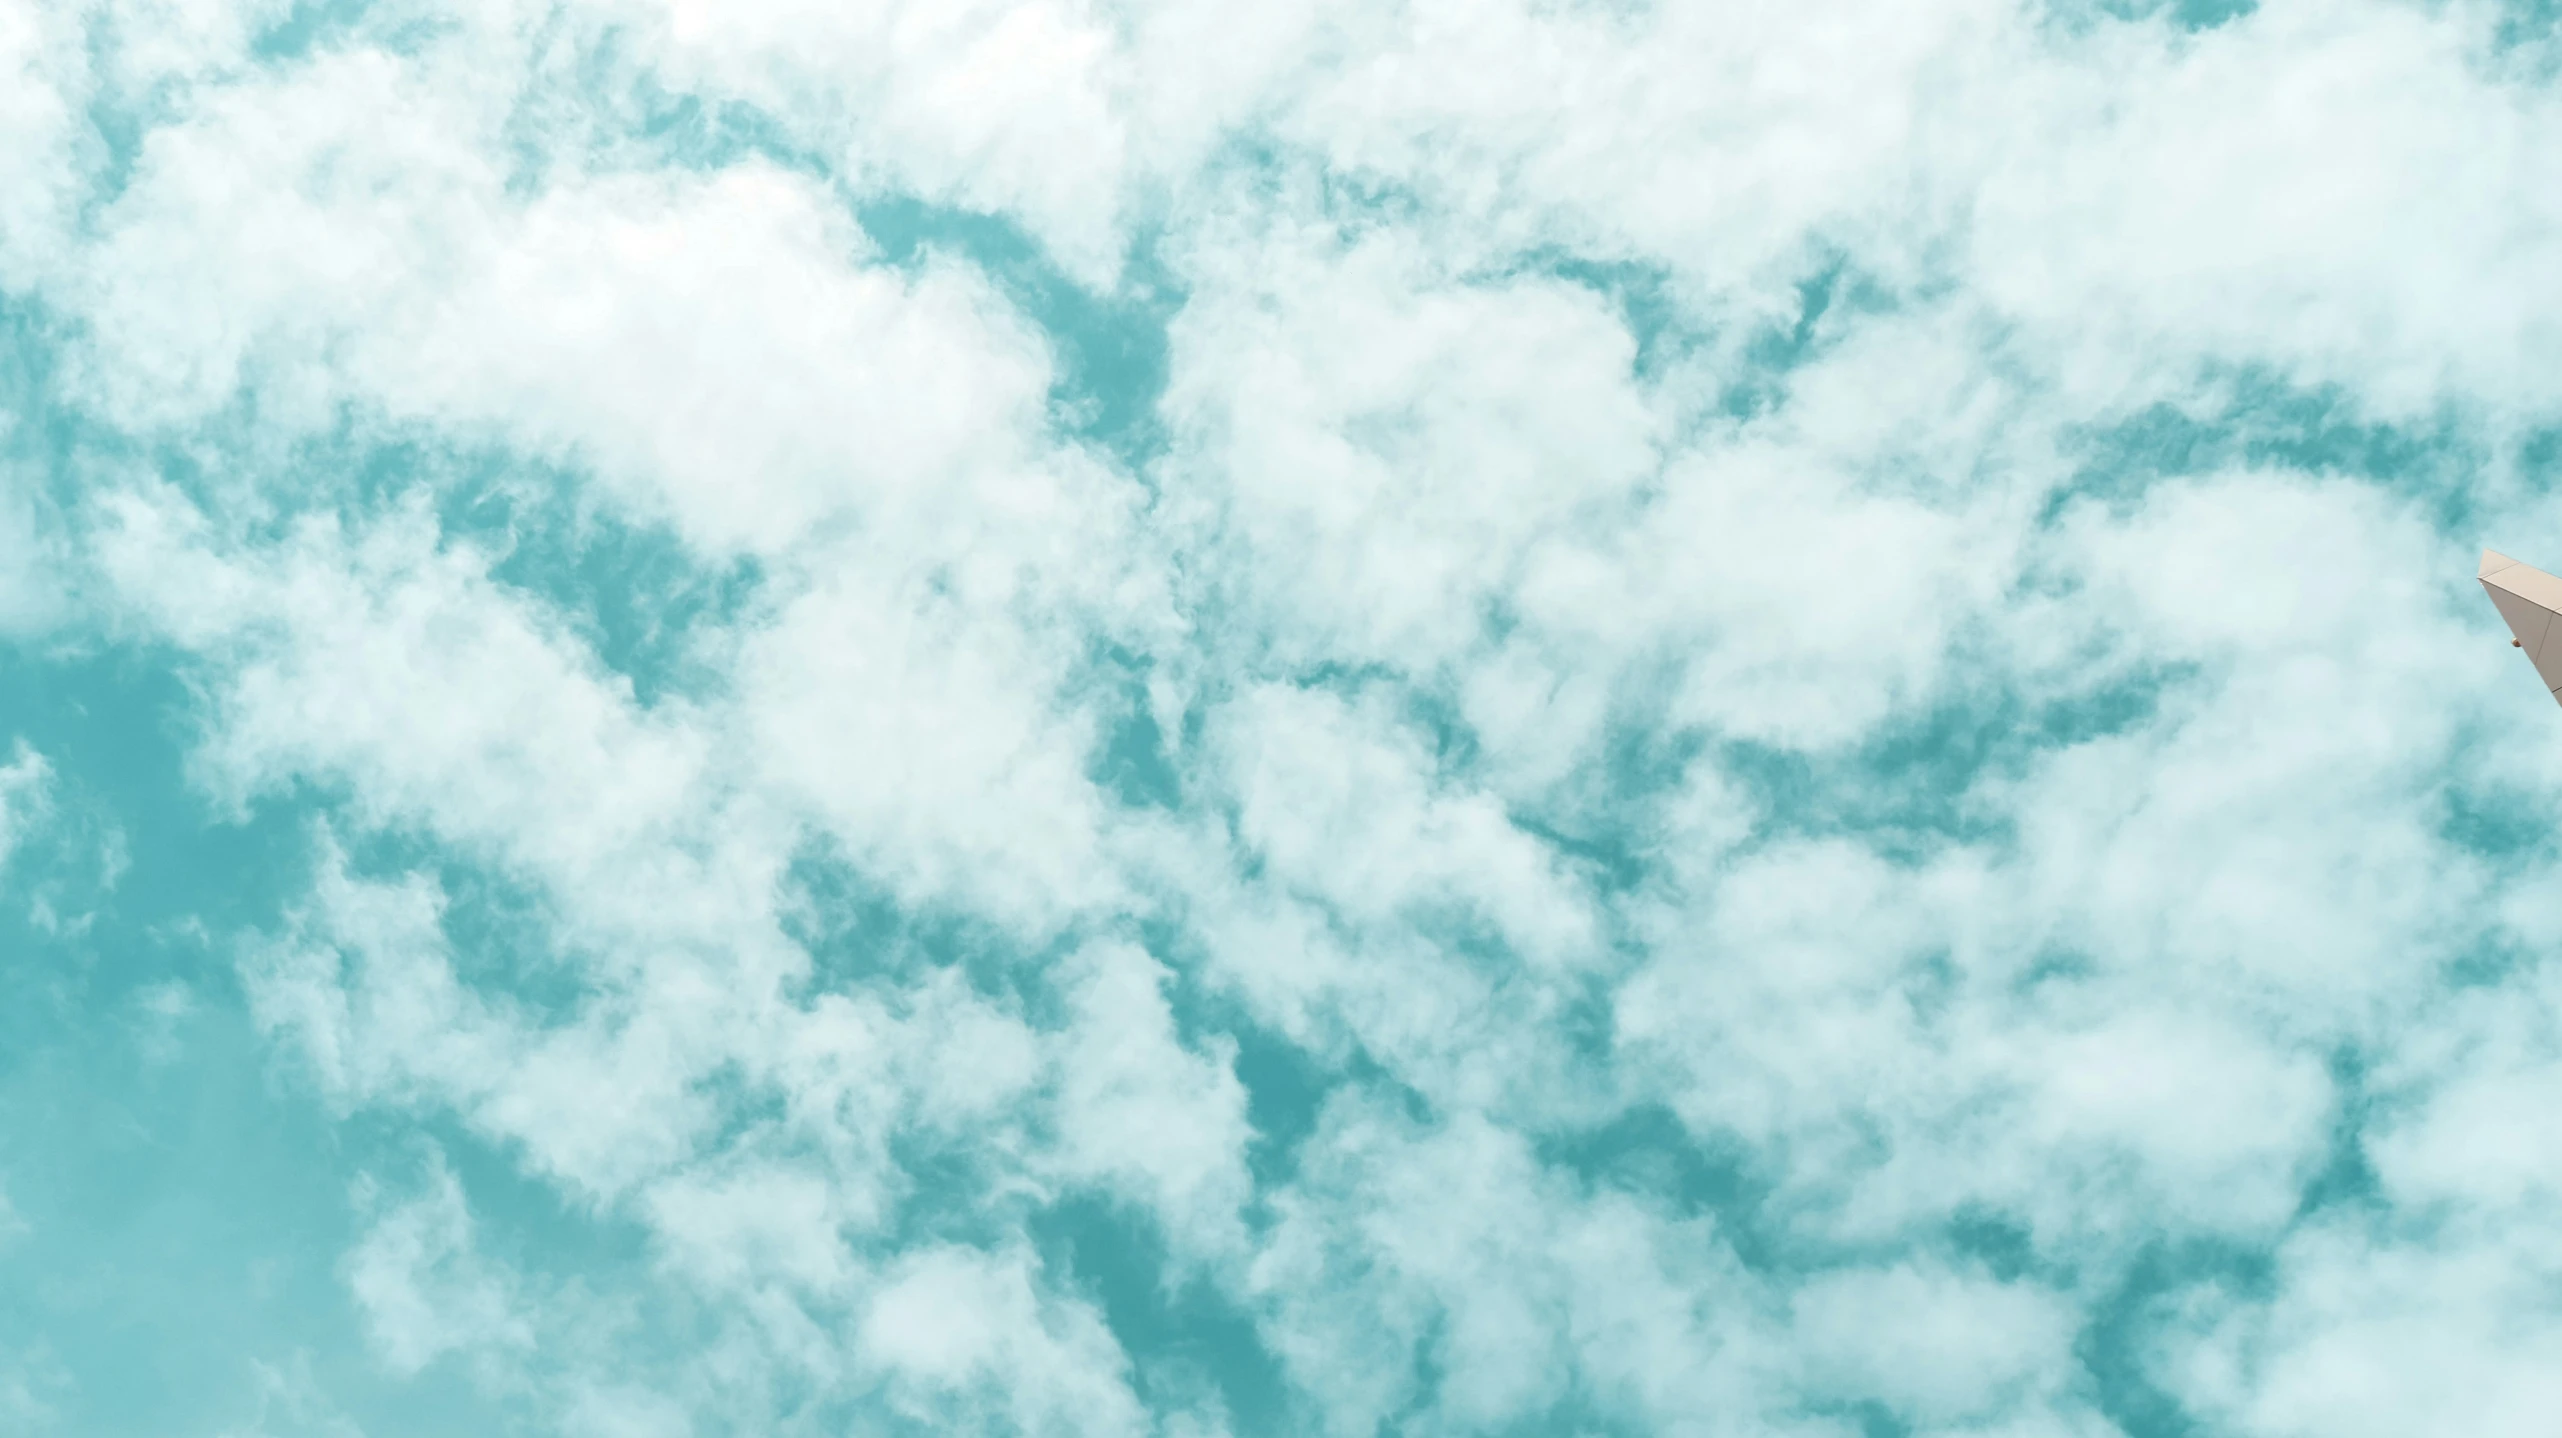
[
  {"x1": 1787, "y1": 1261, "x2": 2078, "y2": 1427},
  {"x1": 1571, "y1": 438, "x2": 2010, "y2": 748},
  {"x1": 241, "y1": 836, "x2": 724, "y2": 1201},
  {"x1": 642, "y1": 1155, "x2": 860, "y2": 1296},
  {"x1": 76, "y1": 51, "x2": 1168, "y2": 960},
  {"x1": 343, "y1": 1150, "x2": 533, "y2": 1379},
  {"x1": 1616, "y1": 837, "x2": 1972, "y2": 1150},
  {"x1": 88, "y1": 483, "x2": 815, "y2": 1011},
  {"x1": 71, "y1": 39, "x2": 1151, "y2": 598},
  {"x1": 1238, "y1": 0, "x2": 2562, "y2": 424},
  {"x1": 572, "y1": 0, "x2": 1385, "y2": 288},
  {"x1": 1999, "y1": 473, "x2": 2495, "y2": 1036},
  {"x1": 859, "y1": 1243, "x2": 1150, "y2": 1437},
  {"x1": 0, "y1": 454, "x2": 71, "y2": 638},
  {"x1": 2158, "y1": 1213, "x2": 2562, "y2": 1438},
  {"x1": 1157, "y1": 224, "x2": 1662, "y2": 677},
  {"x1": 0, "y1": 0, "x2": 92, "y2": 291},
  {"x1": 385, "y1": 165, "x2": 1090, "y2": 566},
  {"x1": 96, "y1": 0, "x2": 300, "y2": 100},
  {"x1": 94, "y1": 487, "x2": 713, "y2": 883},
  {"x1": 67, "y1": 43, "x2": 507, "y2": 432},
  {"x1": 1969, "y1": 0, "x2": 2562, "y2": 418},
  {"x1": 1253, "y1": 1096, "x2": 1790, "y2": 1435},
  {"x1": 1048, "y1": 941, "x2": 1252, "y2": 1261},
  {"x1": 239, "y1": 849, "x2": 503, "y2": 1109},
  {"x1": 1992, "y1": 1005, "x2": 2334, "y2": 1243},
  {"x1": 2366, "y1": 975, "x2": 2562, "y2": 1217},
  {"x1": 129, "y1": 978, "x2": 195, "y2": 1065},
  {"x1": 1214, "y1": 683, "x2": 1597, "y2": 965},
  {"x1": 0, "y1": 741, "x2": 52, "y2": 871},
  {"x1": 737, "y1": 563, "x2": 1123, "y2": 936},
  {"x1": 606, "y1": 0, "x2": 1139, "y2": 284},
  {"x1": 1262, "y1": 0, "x2": 2005, "y2": 314}
]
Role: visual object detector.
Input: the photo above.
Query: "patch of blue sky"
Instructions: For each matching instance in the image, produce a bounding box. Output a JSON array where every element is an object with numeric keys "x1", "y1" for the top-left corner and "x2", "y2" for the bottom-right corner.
[
  {"x1": 1709, "y1": 662, "x2": 2191, "y2": 859},
  {"x1": 0, "y1": 658, "x2": 513, "y2": 1436},
  {"x1": 0, "y1": 363, "x2": 696, "y2": 1438},
  {"x1": 779, "y1": 831, "x2": 1064, "y2": 1009},
  {"x1": 1537, "y1": 1102, "x2": 1784, "y2": 1260},
  {"x1": 856, "y1": 198, "x2": 1184, "y2": 473},
  {"x1": 1031, "y1": 1195, "x2": 1292, "y2": 1435},
  {"x1": 2053, "y1": 365, "x2": 2490, "y2": 531},
  {"x1": 2040, "y1": 0, "x2": 2260, "y2": 35},
  {"x1": 248, "y1": 0, "x2": 381, "y2": 66}
]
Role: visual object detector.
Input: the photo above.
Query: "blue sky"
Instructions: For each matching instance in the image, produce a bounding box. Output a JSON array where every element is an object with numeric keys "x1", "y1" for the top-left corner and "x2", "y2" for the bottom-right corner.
[{"x1": 5, "y1": 0, "x2": 2562, "y2": 1434}]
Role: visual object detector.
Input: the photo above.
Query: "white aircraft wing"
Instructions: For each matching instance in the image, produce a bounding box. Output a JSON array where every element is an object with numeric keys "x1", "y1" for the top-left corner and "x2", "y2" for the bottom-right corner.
[{"x1": 2482, "y1": 548, "x2": 2562, "y2": 707}]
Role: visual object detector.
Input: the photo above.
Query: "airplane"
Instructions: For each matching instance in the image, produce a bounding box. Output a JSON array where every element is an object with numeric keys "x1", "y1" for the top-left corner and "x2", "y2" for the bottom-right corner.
[{"x1": 2483, "y1": 549, "x2": 2562, "y2": 707}]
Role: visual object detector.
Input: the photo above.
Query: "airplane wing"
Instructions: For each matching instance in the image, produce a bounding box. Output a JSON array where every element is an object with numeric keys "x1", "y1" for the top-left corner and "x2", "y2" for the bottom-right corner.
[{"x1": 2482, "y1": 548, "x2": 2562, "y2": 708}]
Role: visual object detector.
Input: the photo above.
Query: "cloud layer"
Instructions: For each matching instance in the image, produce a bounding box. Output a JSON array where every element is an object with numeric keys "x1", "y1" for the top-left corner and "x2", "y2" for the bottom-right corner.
[{"x1": 3, "y1": 0, "x2": 2561, "y2": 1434}]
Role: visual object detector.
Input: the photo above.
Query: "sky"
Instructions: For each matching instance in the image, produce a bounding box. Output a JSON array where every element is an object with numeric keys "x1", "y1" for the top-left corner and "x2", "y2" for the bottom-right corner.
[{"x1": 3, "y1": 0, "x2": 2562, "y2": 1434}]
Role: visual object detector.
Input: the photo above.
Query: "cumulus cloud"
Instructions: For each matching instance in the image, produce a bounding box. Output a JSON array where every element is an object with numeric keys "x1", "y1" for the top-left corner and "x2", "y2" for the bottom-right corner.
[
  {"x1": 343, "y1": 1151, "x2": 533, "y2": 1379},
  {"x1": 860, "y1": 1243, "x2": 1150, "y2": 1436},
  {"x1": 1157, "y1": 224, "x2": 1663, "y2": 678},
  {"x1": 1047, "y1": 941, "x2": 1253, "y2": 1261},
  {"x1": 1787, "y1": 1260, "x2": 2080, "y2": 1427},
  {"x1": 0, "y1": 0, "x2": 91, "y2": 290}
]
